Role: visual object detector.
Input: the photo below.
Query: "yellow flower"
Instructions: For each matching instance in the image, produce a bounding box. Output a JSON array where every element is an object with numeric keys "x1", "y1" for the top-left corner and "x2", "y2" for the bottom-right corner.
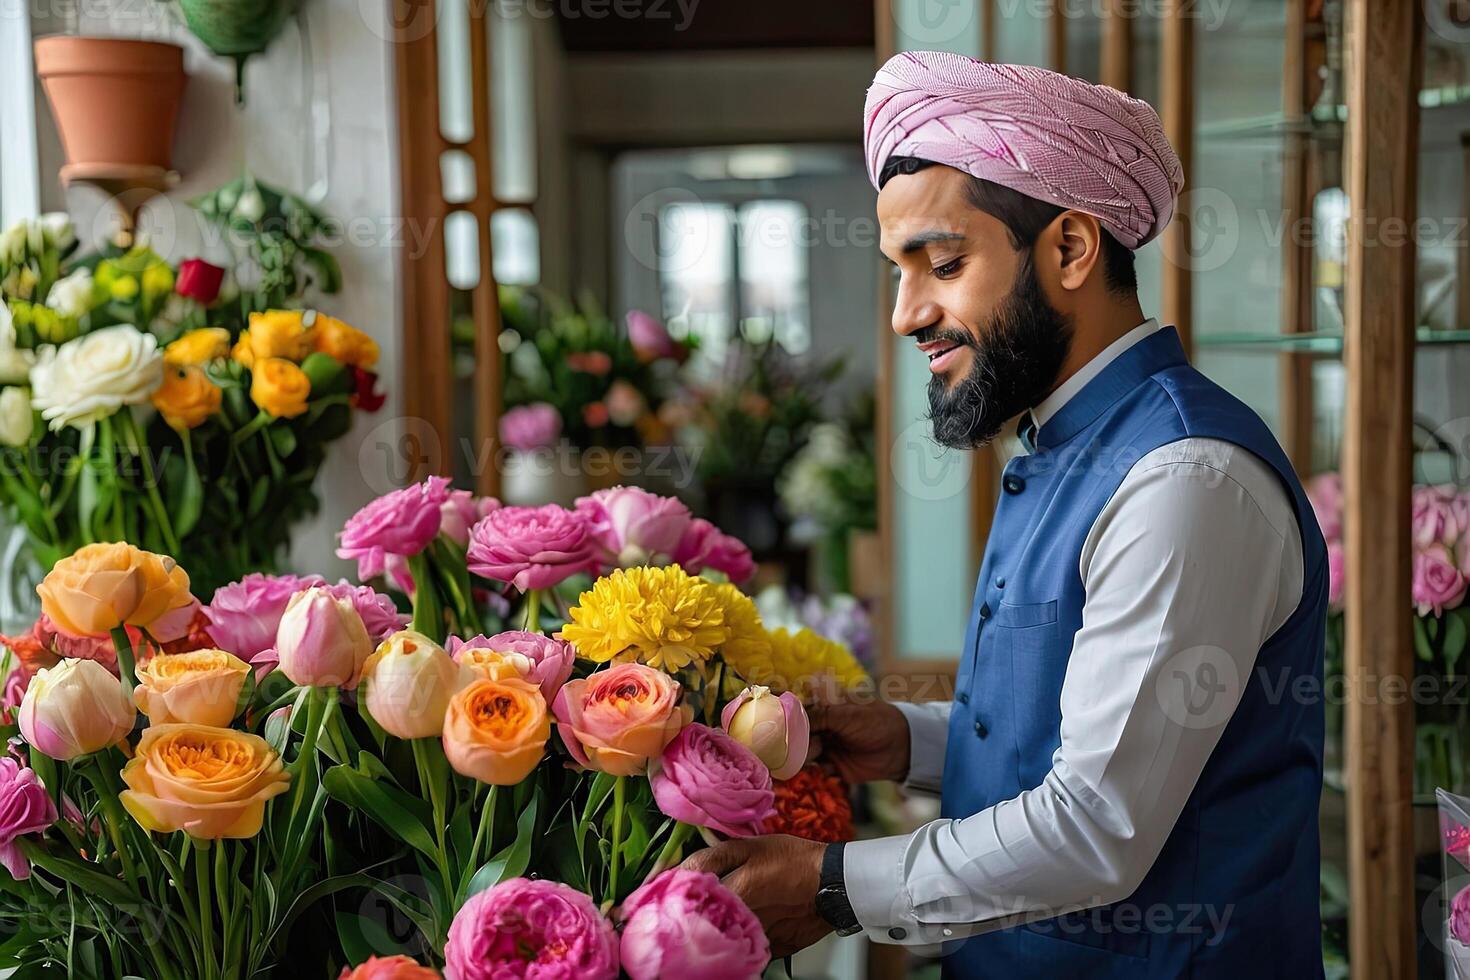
[
  {"x1": 165, "y1": 327, "x2": 231, "y2": 366},
  {"x1": 141, "y1": 262, "x2": 174, "y2": 299},
  {"x1": 109, "y1": 275, "x2": 139, "y2": 301},
  {"x1": 120, "y1": 724, "x2": 291, "y2": 839},
  {"x1": 152, "y1": 364, "x2": 221, "y2": 429},
  {"x1": 250, "y1": 357, "x2": 311, "y2": 418},
  {"x1": 133, "y1": 649, "x2": 250, "y2": 727},
  {"x1": 233, "y1": 310, "x2": 315, "y2": 368},
  {"x1": 560, "y1": 565, "x2": 730, "y2": 671},
  {"x1": 748, "y1": 627, "x2": 869, "y2": 703},
  {"x1": 708, "y1": 582, "x2": 772, "y2": 680},
  {"x1": 313, "y1": 313, "x2": 380, "y2": 369}
]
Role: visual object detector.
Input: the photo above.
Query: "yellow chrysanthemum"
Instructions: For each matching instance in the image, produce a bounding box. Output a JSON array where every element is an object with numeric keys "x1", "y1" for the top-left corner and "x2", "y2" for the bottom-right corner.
[
  {"x1": 708, "y1": 582, "x2": 773, "y2": 681},
  {"x1": 561, "y1": 565, "x2": 731, "y2": 671},
  {"x1": 750, "y1": 627, "x2": 869, "y2": 702}
]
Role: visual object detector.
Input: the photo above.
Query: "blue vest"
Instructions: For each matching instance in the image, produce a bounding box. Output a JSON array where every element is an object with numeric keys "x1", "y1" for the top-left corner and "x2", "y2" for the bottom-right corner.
[{"x1": 941, "y1": 327, "x2": 1326, "y2": 979}]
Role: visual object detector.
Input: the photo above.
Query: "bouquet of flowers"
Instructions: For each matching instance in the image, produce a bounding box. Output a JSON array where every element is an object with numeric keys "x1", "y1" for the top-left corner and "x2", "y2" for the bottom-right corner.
[
  {"x1": 0, "y1": 202, "x2": 382, "y2": 598},
  {"x1": 0, "y1": 482, "x2": 864, "y2": 976}
]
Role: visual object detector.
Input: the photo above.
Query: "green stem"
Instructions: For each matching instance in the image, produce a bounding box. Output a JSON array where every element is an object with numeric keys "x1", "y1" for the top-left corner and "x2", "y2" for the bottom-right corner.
[
  {"x1": 80, "y1": 758, "x2": 140, "y2": 887},
  {"x1": 408, "y1": 551, "x2": 445, "y2": 643},
  {"x1": 116, "y1": 411, "x2": 180, "y2": 554},
  {"x1": 195, "y1": 838, "x2": 214, "y2": 979},
  {"x1": 522, "y1": 589, "x2": 541, "y2": 634},
  {"x1": 411, "y1": 738, "x2": 454, "y2": 908},
  {"x1": 460, "y1": 784, "x2": 497, "y2": 901},
  {"x1": 284, "y1": 687, "x2": 330, "y2": 848},
  {"x1": 229, "y1": 411, "x2": 270, "y2": 446},
  {"x1": 111, "y1": 626, "x2": 138, "y2": 700},
  {"x1": 646, "y1": 821, "x2": 695, "y2": 881},
  {"x1": 608, "y1": 775, "x2": 626, "y2": 904}
]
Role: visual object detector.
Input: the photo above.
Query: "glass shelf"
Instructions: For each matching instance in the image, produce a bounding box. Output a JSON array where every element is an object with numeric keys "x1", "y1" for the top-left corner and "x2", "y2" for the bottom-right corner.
[
  {"x1": 1199, "y1": 84, "x2": 1470, "y2": 144},
  {"x1": 1195, "y1": 328, "x2": 1470, "y2": 354}
]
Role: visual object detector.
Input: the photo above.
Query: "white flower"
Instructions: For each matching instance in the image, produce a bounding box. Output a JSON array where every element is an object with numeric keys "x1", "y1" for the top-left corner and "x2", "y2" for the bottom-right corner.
[
  {"x1": 0, "y1": 304, "x2": 33, "y2": 385},
  {"x1": 38, "y1": 213, "x2": 75, "y2": 251},
  {"x1": 0, "y1": 223, "x2": 26, "y2": 265},
  {"x1": 0, "y1": 387, "x2": 33, "y2": 446},
  {"x1": 30, "y1": 325, "x2": 163, "y2": 431},
  {"x1": 45, "y1": 269, "x2": 95, "y2": 319},
  {"x1": 232, "y1": 187, "x2": 265, "y2": 223}
]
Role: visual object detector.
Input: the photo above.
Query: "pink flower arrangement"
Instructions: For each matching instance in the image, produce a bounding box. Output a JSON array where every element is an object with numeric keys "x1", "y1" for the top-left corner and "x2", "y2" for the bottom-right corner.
[
  {"x1": 447, "y1": 631, "x2": 574, "y2": 703},
  {"x1": 498, "y1": 403, "x2": 562, "y2": 452},
  {"x1": 444, "y1": 878, "x2": 618, "y2": 980},
  {"x1": 206, "y1": 573, "x2": 327, "y2": 659},
  {"x1": 337, "y1": 476, "x2": 453, "y2": 581},
  {"x1": 0, "y1": 758, "x2": 58, "y2": 880},
  {"x1": 466, "y1": 504, "x2": 598, "y2": 591},
  {"x1": 1413, "y1": 545, "x2": 1467, "y2": 616},
  {"x1": 673, "y1": 517, "x2": 757, "y2": 584},
  {"x1": 648, "y1": 723, "x2": 775, "y2": 838},
  {"x1": 576, "y1": 486, "x2": 691, "y2": 569},
  {"x1": 618, "y1": 869, "x2": 769, "y2": 980}
]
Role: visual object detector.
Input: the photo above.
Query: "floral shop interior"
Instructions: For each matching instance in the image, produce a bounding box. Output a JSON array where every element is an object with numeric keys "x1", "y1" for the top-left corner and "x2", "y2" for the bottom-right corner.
[{"x1": 0, "y1": 0, "x2": 1464, "y2": 977}]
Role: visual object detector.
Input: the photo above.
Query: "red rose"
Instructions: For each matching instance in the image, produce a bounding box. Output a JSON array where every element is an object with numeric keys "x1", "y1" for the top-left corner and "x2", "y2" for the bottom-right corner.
[
  {"x1": 351, "y1": 367, "x2": 386, "y2": 412},
  {"x1": 174, "y1": 259, "x2": 225, "y2": 305}
]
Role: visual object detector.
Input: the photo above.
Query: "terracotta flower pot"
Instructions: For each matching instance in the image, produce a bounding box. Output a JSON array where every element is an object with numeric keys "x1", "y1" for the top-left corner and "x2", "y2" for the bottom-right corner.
[{"x1": 33, "y1": 37, "x2": 187, "y2": 183}]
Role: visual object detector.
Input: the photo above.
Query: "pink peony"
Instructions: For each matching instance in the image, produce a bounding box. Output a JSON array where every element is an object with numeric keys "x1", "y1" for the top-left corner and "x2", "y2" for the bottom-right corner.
[
  {"x1": 499, "y1": 403, "x2": 562, "y2": 453},
  {"x1": 1326, "y1": 539, "x2": 1346, "y2": 610},
  {"x1": 575, "y1": 487, "x2": 691, "y2": 569},
  {"x1": 448, "y1": 631, "x2": 574, "y2": 704},
  {"x1": 1306, "y1": 472, "x2": 1342, "y2": 542},
  {"x1": 673, "y1": 518, "x2": 757, "y2": 584},
  {"x1": 1453, "y1": 884, "x2": 1470, "y2": 945},
  {"x1": 1413, "y1": 485, "x2": 1462, "y2": 550},
  {"x1": 0, "y1": 758, "x2": 58, "y2": 880},
  {"x1": 206, "y1": 573, "x2": 327, "y2": 659},
  {"x1": 625, "y1": 310, "x2": 684, "y2": 362},
  {"x1": 337, "y1": 477, "x2": 453, "y2": 581},
  {"x1": 466, "y1": 504, "x2": 598, "y2": 591},
  {"x1": 1413, "y1": 545, "x2": 1467, "y2": 616},
  {"x1": 444, "y1": 878, "x2": 618, "y2": 980},
  {"x1": 649, "y1": 723, "x2": 774, "y2": 838},
  {"x1": 618, "y1": 869, "x2": 769, "y2": 980},
  {"x1": 320, "y1": 582, "x2": 410, "y2": 642}
]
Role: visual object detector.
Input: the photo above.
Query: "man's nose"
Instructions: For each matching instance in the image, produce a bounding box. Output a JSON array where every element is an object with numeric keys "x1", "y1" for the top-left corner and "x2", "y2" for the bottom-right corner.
[{"x1": 891, "y1": 281, "x2": 939, "y2": 338}]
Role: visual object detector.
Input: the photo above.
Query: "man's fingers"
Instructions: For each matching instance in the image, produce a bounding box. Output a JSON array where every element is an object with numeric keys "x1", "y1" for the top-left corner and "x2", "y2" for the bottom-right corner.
[{"x1": 678, "y1": 839, "x2": 749, "y2": 878}]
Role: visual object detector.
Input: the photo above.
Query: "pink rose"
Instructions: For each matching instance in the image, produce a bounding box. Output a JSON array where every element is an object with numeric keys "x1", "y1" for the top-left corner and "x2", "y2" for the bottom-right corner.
[
  {"x1": 499, "y1": 403, "x2": 562, "y2": 453},
  {"x1": 0, "y1": 758, "x2": 57, "y2": 880},
  {"x1": 467, "y1": 504, "x2": 598, "y2": 591},
  {"x1": 625, "y1": 310, "x2": 684, "y2": 362},
  {"x1": 205, "y1": 573, "x2": 327, "y2": 659},
  {"x1": 338, "y1": 477, "x2": 453, "y2": 581},
  {"x1": 649, "y1": 723, "x2": 774, "y2": 838},
  {"x1": 1460, "y1": 532, "x2": 1470, "y2": 579},
  {"x1": 445, "y1": 878, "x2": 618, "y2": 980},
  {"x1": 1412, "y1": 544, "x2": 1467, "y2": 616},
  {"x1": 1453, "y1": 883, "x2": 1470, "y2": 946},
  {"x1": 575, "y1": 487, "x2": 692, "y2": 568},
  {"x1": 673, "y1": 518, "x2": 757, "y2": 584},
  {"x1": 1306, "y1": 472, "x2": 1342, "y2": 542},
  {"x1": 1413, "y1": 485, "x2": 1462, "y2": 550},
  {"x1": 618, "y1": 870, "x2": 769, "y2": 980},
  {"x1": 1326, "y1": 540, "x2": 1346, "y2": 610},
  {"x1": 448, "y1": 631, "x2": 574, "y2": 704},
  {"x1": 320, "y1": 582, "x2": 409, "y2": 643},
  {"x1": 553, "y1": 663, "x2": 688, "y2": 776}
]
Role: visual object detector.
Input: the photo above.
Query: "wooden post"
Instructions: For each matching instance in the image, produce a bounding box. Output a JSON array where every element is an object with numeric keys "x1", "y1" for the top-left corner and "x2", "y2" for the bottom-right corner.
[
  {"x1": 1100, "y1": 0, "x2": 1132, "y2": 92},
  {"x1": 1048, "y1": 0, "x2": 1067, "y2": 75},
  {"x1": 1279, "y1": 0, "x2": 1315, "y2": 473},
  {"x1": 469, "y1": 8, "x2": 504, "y2": 498},
  {"x1": 1159, "y1": 0, "x2": 1194, "y2": 355},
  {"x1": 1459, "y1": 133, "x2": 1470, "y2": 331},
  {"x1": 1341, "y1": 0, "x2": 1421, "y2": 976},
  {"x1": 981, "y1": 0, "x2": 996, "y2": 63}
]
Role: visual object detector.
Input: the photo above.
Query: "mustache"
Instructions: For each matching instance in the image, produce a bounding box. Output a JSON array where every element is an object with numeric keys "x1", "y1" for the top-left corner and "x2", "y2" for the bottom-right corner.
[{"x1": 912, "y1": 325, "x2": 976, "y2": 348}]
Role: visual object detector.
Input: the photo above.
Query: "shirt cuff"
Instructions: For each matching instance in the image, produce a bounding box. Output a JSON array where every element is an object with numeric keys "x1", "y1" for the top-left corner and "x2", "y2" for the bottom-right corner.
[
  {"x1": 843, "y1": 835, "x2": 949, "y2": 950},
  {"x1": 894, "y1": 701, "x2": 949, "y2": 795}
]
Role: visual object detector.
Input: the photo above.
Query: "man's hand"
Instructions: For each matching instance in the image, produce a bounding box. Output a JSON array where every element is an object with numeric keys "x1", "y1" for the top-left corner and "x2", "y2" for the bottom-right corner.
[
  {"x1": 808, "y1": 700, "x2": 911, "y2": 784},
  {"x1": 679, "y1": 835, "x2": 833, "y2": 958}
]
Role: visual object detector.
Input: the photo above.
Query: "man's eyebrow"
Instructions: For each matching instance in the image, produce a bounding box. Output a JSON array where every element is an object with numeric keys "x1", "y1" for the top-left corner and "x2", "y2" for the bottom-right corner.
[{"x1": 900, "y1": 230, "x2": 966, "y2": 253}]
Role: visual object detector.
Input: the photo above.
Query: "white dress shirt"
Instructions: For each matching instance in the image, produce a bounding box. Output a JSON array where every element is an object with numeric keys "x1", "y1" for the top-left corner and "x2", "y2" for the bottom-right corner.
[{"x1": 845, "y1": 320, "x2": 1305, "y2": 947}]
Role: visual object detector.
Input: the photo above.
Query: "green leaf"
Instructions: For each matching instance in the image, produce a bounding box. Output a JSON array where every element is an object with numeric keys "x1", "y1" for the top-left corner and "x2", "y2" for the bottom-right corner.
[
  {"x1": 321, "y1": 765, "x2": 438, "y2": 859},
  {"x1": 247, "y1": 478, "x2": 270, "y2": 517},
  {"x1": 173, "y1": 437, "x2": 204, "y2": 537},
  {"x1": 302, "y1": 247, "x2": 343, "y2": 294},
  {"x1": 335, "y1": 910, "x2": 400, "y2": 964},
  {"x1": 19, "y1": 842, "x2": 136, "y2": 907},
  {"x1": 1445, "y1": 610, "x2": 1468, "y2": 671},
  {"x1": 268, "y1": 423, "x2": 297, "y2": 459},
  {"x1": 464, "y1": 793, "x2": 539, "y2": 898},
  {"x1": 1413, "y1": 616, "x2": 1435, "y2": 663}
]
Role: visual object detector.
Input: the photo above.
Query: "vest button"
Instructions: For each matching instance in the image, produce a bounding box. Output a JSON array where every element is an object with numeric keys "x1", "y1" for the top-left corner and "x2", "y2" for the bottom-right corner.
[
  {"x1": 973, "y1": 720, "x2": 988, "y2": 738},
  {"x1": 957, "y1": 692, "x2": 970, "y2": 705},
  {"x1": 888, "y1": 927, "x2": 908, "y2": 941},
  {"x1": 994, "y1": 576, "x2": 1006, "y2": 588},
  {"x1": 979, "y1": 603, "x2": 991, "y2": 619},
  {"x1": 1003, "y1": 475, "x2": 1026, "y2": 494}
]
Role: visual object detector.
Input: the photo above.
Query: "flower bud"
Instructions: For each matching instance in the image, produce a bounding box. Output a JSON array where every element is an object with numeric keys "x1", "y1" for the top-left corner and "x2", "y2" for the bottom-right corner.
[
  {"x1": 361, "y1": 630, "x2": 461, "y2": 739},
  {"x1": 719, "y1": 686, "x2": 810, "y2": 780},
  {"x1": 19, "y1": 659, "x2": 135, "y2": 760},
  {"x1": 275, "y1": 587, "x2": 372, "y2": 689}
]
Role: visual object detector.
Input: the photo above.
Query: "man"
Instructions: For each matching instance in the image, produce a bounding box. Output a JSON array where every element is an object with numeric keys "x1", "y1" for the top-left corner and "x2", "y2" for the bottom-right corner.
[{"x1": 682, "y1": 52, "x2": 1327, "y2": 978}]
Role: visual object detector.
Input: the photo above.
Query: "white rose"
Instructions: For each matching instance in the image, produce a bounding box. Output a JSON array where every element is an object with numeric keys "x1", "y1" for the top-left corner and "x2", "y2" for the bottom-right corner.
[
  {"x1": 30, "y1": 325, "x2": 163, "y2": 431},
  {"x1": 45, "y1": 269, "x2": 95, "y2": 319},
  {"x1": 0, "y1": 348, "x2": 35, "y2": 386},
  {"x1": 0, "y1": 387, "x2": 33, "y2": 446},
  {"x1": 38, "y1": 213, "x2": 75, "y2": 251}
]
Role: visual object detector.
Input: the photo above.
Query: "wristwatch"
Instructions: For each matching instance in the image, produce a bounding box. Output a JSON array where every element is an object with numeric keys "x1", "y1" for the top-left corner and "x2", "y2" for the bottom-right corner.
[{"x1": 815, "y1": 842, "x2": 862, "y2": 937}]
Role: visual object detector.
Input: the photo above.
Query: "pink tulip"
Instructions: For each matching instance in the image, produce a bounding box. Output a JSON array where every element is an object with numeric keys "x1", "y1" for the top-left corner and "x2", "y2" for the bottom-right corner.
[
  {"x1": 625, "y1": 310, "x2": 684, "y2": 362},
  {"x1": 205, "y1": 573, "x2": 327, "y2": 660},
  {"x1": 648, "y1": 723, "x2": 774, "y2": 838},
  {"x1": 673, "y1": 518, "x2": 757, "y2": 584},
  {"x1": 319, "y1": 582, "x2": 410, "y2": 643},
  {"x1": 274, "y1": 587, "x2": 374, "y2": 689},
  {"x1": 1412, "y1": 545, "x2": 1467, "y2": 616},
  {"x1": 466, "y1": 504, "x2": 598, "y2": 591},
  {"x1": 448, "y1": 631, "x2": 573, "y2": 704},
  {"x1": 575, "y1": 486, "x2": 691, "y2": 569},
  {"x1": 445, "y1": 878, "x2": 617, "y2": 980},
  {"x1": 619, "y1": 870, "x2": 768, "y2": 980},
  {"x1": 720, "y1": 686, "x2": 810, "y2": 780},
  {"x1": 0, "y1": 758, "x2": 58, "y2": 880},
  {"x1": 441, "y1": 490, "x2": 496, "y2": 546}
]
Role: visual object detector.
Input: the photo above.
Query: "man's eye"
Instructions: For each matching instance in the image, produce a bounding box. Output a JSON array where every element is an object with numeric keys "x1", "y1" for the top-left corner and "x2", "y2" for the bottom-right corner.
[{"x1": 933, "y1": 259, "x2": 962, "y2": 279}]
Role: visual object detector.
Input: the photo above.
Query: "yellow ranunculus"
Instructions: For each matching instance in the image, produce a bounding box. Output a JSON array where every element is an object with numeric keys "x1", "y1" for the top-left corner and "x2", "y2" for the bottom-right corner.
[
  {"x1": 164, "y1": 327, "x2": 231, "y2": 366},
  {"x1": 151, "y1": 364, "x2": 222, "y2": 430},
  {"x1": 120, "y1": 724, "x2": 291, "y2": 839},
  {"x1": 133, "y1": 649, "x2": 251, "y2": 727},
  {"x1": 233, "y1": 311, "x2": 315, "y2": 369},
  {"x1": 313, "y1": 313, "x2": 380, "y2": 369},
  {"x1": 250, "y1": 357, "x2": 311, "y2": 418},
  {"x1": 37, "y1": 542, "x2": 192, "y2": 636}
]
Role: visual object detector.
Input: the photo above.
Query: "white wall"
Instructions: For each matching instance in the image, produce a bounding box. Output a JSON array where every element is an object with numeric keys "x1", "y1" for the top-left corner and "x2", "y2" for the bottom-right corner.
[{"x1": 28, "y1": 0, "x2": 402, "y2": 584}]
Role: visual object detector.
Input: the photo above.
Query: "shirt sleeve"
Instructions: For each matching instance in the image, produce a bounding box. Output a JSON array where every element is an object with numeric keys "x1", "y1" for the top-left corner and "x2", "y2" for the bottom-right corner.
[
  {"x1": 845, "y1": 438, "x2": 1304, "y2": 945},
  {"x1": 893, "y1": 700, "x2": 953, "y2": 796}
]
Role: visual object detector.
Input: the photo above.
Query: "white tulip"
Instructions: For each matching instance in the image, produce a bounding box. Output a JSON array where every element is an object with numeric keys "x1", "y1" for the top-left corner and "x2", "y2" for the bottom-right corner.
[
  {"x1": 45, "y1": 269, "x2": 95, "y2": 319},
  {"x1": 0, "y1": 387, "x2": 33, "y2": 446},
  {"x1": 0, "y1": 223, "x2": 25, "y2": 264},
  {"x1": 30, "y1": 325, "x2": 164, "y2": 431},
  {"x1": 38, "y1": 213, "x2": 75, "y2": 251}
]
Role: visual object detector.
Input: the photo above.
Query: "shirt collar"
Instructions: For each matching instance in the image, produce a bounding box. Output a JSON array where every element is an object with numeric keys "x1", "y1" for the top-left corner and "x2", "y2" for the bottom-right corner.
[{"x1": 1030, "y1": 318, "x2": 1161, "y2": 432}]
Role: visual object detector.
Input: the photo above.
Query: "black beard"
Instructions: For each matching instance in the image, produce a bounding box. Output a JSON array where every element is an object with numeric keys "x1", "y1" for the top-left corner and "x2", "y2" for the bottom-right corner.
[{"x1": 923, "y1": 255, "x2": 1073, "y2": 450}]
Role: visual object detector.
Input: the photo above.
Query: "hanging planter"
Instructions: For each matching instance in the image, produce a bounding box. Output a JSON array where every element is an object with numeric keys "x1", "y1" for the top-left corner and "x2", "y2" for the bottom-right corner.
[
  {"x1": 32, "y1": 37, "x2": 187, "y2": 185},
  {"x1": 172, "y1": 0, "x2": 300, "y2": 103}
]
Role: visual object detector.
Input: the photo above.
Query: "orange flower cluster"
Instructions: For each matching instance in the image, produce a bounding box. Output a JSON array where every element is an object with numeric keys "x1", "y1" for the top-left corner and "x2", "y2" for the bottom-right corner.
[{"x1": 762, "y1": 764, "x2": 855, "y2": 844}]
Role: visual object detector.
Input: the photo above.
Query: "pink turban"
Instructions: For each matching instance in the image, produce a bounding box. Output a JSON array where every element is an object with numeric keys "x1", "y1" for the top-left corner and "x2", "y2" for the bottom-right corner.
[{"x1": 864, "y1": 51, "x2": 1184, "y2": 249}]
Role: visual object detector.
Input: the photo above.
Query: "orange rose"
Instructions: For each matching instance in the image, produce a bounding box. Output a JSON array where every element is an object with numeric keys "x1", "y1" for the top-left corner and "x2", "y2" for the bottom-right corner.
[
  {"x1": 120, "y1": 724, "x2": 290, "y2": 839},
  {"x1": 313, "y1": 313, "x2": 380, "y2": 369},
  {"x1": 551, "y1": 662, "x2": 689, "y2": 776},
  {"x1": 151, "y1": 364, "x2": 222, "y2": 429},
  {"x1": 250, "y1": 357, "x2": 311, "y2": 418},
  {"x1": 37, "y1": 542, "x2": 193, "y2": 636},
  {"x1": 441, "y1": 677, "x2": 548, "y2": 785},
  {"x1": 133, "y1": 649, "x2": 250, "y2": 727}
]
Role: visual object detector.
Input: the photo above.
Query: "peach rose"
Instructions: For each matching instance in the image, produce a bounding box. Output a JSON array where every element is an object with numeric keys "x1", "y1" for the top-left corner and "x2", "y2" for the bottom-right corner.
[
  {"x1": 18, "y1": 658, "x2": 135, "y2": 760},
  {"x1": 120, "y1": 724, "x2": 290, "y2": 839},
  {"x1": 552, "y1": 663, "x2": 689, "y2": 777},
  {"x1": 133, "y1": 649, "x2": 250, "y2": 727},
  {"x1": 37, "y1": 542, "x2": 193, "y2": 636},
  {"x1": 442, "y1": 678, "x2": 548, "y2": 785},
  {"x1": 361, "y1": 630, "x2": 461, "y2": 739}
]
